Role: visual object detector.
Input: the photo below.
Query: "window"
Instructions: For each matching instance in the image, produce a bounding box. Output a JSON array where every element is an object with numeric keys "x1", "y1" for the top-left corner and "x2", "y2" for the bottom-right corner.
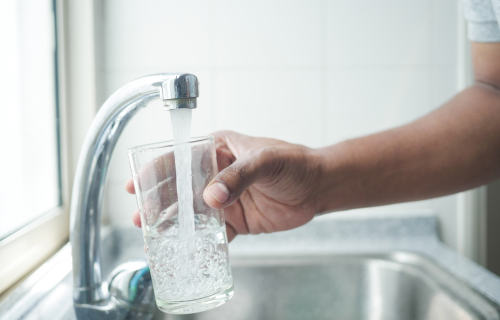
[
  {"x1": 0, "y1": 0, "x2": 68, "y2": 295},
  {"x1": 0, "y1": 0, "x2": 60, "y2": 240}
]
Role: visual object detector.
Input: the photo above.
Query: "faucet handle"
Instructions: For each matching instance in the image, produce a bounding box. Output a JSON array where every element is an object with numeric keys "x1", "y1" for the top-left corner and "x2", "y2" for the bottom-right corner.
[
  {"x1": 160, "y1": 73, "x2": 199, "y2": 110},
  {"x1": 108, "y1": 260, "x2": 156, "y2": 315}
]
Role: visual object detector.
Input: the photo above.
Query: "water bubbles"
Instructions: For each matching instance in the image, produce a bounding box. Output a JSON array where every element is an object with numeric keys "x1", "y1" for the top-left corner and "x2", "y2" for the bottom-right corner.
[{"x1": 146, "y1": 226, "x2": 232, "y2": 301}]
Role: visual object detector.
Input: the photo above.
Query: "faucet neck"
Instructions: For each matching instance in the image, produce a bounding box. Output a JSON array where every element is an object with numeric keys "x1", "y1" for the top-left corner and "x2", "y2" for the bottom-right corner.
[{"x1": 69, "y1": 74, "x2": 198, "y2": 309}]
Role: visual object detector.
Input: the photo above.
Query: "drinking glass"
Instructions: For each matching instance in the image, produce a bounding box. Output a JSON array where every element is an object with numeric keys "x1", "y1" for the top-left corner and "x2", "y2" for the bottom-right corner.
[{"x1": 127, "y1": 136, "x2": 234, "y2": 314}]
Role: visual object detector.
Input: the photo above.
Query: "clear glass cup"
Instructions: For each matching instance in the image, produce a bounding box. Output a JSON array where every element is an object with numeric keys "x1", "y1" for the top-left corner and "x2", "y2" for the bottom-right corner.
[{"x1": 127, "y1": 136, "x2": 234, "y2": 314}]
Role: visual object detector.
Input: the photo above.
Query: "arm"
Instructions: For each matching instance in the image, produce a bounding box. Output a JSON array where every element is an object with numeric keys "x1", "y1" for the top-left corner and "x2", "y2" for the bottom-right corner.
[
  {"x1": 315, "y1": 42, "x2": 500, "y2": 213},
  {"x1": 128, "y1": 43, "x2": 500, "y2": 240}
]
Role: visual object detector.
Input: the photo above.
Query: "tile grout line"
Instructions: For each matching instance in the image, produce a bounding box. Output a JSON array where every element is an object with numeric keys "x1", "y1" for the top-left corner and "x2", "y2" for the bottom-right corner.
[{"x1": 320, "y1": 0, "x2": 328, "y2": 147}]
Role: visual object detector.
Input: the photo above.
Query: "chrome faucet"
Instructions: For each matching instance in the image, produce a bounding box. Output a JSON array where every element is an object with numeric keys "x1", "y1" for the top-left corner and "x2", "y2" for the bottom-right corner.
[{"x1": 70, "y1": 73, "x2": 199, "y2": 319}]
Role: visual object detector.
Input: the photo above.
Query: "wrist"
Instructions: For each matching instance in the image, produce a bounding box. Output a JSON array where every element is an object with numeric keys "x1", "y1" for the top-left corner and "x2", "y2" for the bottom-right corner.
[{"x1": 310, "y1": 142, "x2": 353, "y2": 215}]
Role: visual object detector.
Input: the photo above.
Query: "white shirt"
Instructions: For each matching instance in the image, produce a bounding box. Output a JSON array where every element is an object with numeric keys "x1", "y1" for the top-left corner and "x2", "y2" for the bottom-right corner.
[{"x1": 463, "y1": 0, "x2": 500, "y2": 41}]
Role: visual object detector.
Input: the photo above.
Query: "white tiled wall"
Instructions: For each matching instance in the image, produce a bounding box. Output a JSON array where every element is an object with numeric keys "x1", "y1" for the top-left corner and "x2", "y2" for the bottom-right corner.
[
  {"x1": 99, "y1": 0, "x2": 461, "y2": 249},
  {"x1": 215, "y1": 0, "x2": 322, "y2": 67},
  {"x1": 326, "y1": 1, "x2": 430, "y2": 66}
]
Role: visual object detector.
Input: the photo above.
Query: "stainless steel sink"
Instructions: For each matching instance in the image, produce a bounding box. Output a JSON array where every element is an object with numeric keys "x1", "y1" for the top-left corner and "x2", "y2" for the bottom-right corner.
[
  {"x1": 2, "y1": 224, "x2": 500, "y2": 320},
  {"x1": 157, "y1": 253, "x2": 500, "y2": 320}
]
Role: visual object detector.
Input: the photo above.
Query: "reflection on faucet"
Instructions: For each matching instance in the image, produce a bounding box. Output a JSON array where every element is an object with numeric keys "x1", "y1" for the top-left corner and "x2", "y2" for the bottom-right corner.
[{"x1": 70, "y1": 73, "x2": 198, "y2": 319}]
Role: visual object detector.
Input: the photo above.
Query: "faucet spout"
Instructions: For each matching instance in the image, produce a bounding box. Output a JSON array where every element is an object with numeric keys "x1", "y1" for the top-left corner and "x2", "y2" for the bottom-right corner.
[
  {"x1": 69, "y1": 73, "x2": 198, "y2": 319},
  {"x1": 160, "y1": 73, "x2": 198, "y2": 110}
]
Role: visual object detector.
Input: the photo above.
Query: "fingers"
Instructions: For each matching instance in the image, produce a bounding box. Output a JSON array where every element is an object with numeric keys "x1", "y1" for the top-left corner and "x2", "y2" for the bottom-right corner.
[
  {"x1": 222, "y1": 199, "x2": 250, "y2": 237},
  {"x1": 226, "y1": 223, "x2": 237, "y2": 242},
  {"x1": 212, "y1": 130, "x2": 254, "y2": 159},
  {"x1": 132, "y1": 209, "x2": 141, "y2": 228},
  {"x1": 131, "y1": 203, "x2": 178, "y2": 231},
  {"x1": 128, "y1": 141, "x2": 212, "y2": 229},
  {"x1": 136, "y1": 151, "x2": 176, "y2": 192},
  {"x1": 126, "y1": 146, "x2": 177, "y2": 199},
  {"x1": 125, "y1": 179, "x2": 135, "y2": 194},
  {"x1": 135, "y1": 204, "x2": 238, "y2": 244},
  {"x1": 203, "y1": 148, "x2": 275, "y2": 210}
]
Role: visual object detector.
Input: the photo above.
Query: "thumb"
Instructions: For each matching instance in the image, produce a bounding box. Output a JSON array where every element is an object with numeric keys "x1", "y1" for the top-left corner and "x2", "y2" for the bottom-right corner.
[{"x1": 203, "y1": 151, "x2": 273, "y2": 209}]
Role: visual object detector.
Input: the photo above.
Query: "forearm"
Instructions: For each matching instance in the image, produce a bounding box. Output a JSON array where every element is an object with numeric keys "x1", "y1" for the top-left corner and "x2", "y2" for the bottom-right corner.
[{"x1": 315, "y1": 83, "x2": 500, "y2": 214}]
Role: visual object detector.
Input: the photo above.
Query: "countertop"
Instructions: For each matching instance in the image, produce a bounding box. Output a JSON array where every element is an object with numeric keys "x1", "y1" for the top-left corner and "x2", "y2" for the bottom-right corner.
[{"x1": 1, "y1": 213, "x2": 500, "y2": 319}]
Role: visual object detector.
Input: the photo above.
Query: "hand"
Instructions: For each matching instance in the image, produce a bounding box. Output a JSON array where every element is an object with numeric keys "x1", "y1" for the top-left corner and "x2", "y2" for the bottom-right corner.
[{"x1": 125, "y1": 130, "x2": 322, "y2": 241}]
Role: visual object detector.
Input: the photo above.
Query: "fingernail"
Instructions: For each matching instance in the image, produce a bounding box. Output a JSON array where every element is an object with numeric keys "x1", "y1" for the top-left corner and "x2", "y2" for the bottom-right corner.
[{"x1": 207, "y1": 183, "x2": 230, "y2": 204}]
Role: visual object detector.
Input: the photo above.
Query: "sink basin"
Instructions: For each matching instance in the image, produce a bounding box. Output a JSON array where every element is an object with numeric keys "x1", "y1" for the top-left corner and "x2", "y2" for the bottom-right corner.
[
  {"x1": 2, "y1": 220, "x2": 500, "y2": 320},
  {"x1": 157, "y1": 253, "x2": 500, "y2": 320}
]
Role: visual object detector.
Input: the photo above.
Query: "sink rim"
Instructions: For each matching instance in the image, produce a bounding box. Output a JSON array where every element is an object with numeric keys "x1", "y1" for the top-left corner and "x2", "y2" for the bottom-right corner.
[{"x1": 1, "y1": 244, "x2": 500, "y2": 320}]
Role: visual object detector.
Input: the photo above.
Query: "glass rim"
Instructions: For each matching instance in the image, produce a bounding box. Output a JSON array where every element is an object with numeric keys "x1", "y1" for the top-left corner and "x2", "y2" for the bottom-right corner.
[{"x1": 126, "y1": 135, "x2": 214, "y2": 154}]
